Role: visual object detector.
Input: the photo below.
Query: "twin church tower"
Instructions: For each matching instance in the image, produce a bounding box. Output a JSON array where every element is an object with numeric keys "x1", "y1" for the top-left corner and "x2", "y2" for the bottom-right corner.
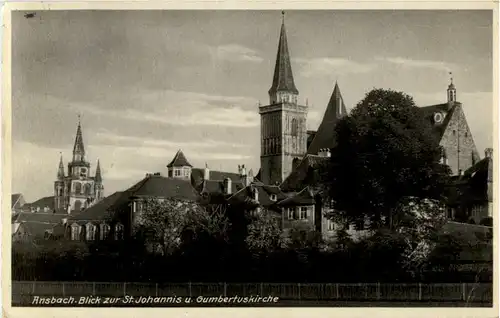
[{"x1": 54, "y1": 118, "x2": 104, "y2": 213}]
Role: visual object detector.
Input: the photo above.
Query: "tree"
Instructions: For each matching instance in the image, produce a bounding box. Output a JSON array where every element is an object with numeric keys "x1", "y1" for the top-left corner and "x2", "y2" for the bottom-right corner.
[
  {"x1": 134, "y1": 198, "x2": 206, "y2": 256},
  {"x1": 322, "y1": 88, "x2": 451, "y2": 228},
  {"x1": 245, "y1": 209, "x2": 287, "y2": 254}
]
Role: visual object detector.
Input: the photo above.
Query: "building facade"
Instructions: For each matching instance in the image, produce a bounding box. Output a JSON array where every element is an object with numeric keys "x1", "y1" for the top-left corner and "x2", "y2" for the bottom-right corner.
[{"x1": 54, "y1": 118, "x2": 104, "y2": 213}]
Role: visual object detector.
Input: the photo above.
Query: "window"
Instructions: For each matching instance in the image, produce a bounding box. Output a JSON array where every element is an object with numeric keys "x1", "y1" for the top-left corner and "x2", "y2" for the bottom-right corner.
[
  {"x1": 327, "y1": 220, "x2": 335, "y2": 231},
  {"x1": 114, "y1": 223, "x2": 124, "y2": 240},
  {"x1": 453, "y1": 130, "x2": 456, "y2": 136},
  {"x1": 184, "y1": 168, "x2": 190, "y2": 177},
  {"x1": 84, "y1": 183, "x2": 92, "y2": 195},
  {"x1": 74, "y1": 182, "x2": 81, "y2": 194},
  {"x1": 291, "y1": 118, "x2": 298, "y2": 136},
  {"x1": 287, "y1": 207, "x2": 294, "y2": 220},
  {"x1": 100, "y1": 224, "x2": 110, "y2": 240},
  {"x1": 270, "y1": 194, "x2": 277, "y2": 202},
  {"x1": 174, "y1": 169, "x2": 181, "y2": 177},
  {"x1": 71, "y1": 224, "x2": 81, "y2": 241},
  {"x1": 86, "y1": 223, "x2": 96, "y2": 241},
  {"x1": 299, "y1": 207, "x2": 308, "y2": 220}
]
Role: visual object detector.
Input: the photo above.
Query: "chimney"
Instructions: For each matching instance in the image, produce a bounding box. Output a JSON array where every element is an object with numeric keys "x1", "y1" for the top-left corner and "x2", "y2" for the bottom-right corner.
[
  {"x1": 62, "y1": 218, "x2": 68, "y2": 225},
  {"x1": 204, "y1": 163, "x2": 210, "y2": 180},
  {"x1": 223, "y1": 178, "x2": 232, "y2": 195},
  {"x1": 485, "y1": 148, "x2": 493, "y2": 159}
]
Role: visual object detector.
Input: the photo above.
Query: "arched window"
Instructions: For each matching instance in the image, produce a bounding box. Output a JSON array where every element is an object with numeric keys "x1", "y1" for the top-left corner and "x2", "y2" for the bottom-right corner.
[
  {"x1": 100, "y1": 223, "x2": 110, "y2": 240},
  {"x1": 114, "y1": 223, "x2": 124, "y2": 240},
  {"x1": 291, "y1": 118, "x2": 298, "y2": 136},
  {"x1": 74, "y1": 182, "x2": 81, "y2": 194},
  {"x1": 86, "y1": 223, "x2": 96, "y2": 241},
  {"x1": 70, "y1": 223, "x2": 81, "y2": 241}
]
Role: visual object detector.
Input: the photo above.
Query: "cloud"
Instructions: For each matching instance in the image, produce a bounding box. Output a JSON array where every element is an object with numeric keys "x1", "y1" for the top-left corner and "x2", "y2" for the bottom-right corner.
[
  {"x1": 40, "y1": 90, "x2": 260, "y2": 128},
  {"x1": 213, "y1": 44, "x2": 264, "y2": 63},
  {"x1": 94, "y1": 130, "x2": 246, "y2": 150},
  {"x1": 377, "y1": 57, "x2": 457, "y2": 72},
  {"x1": 294, "y1": 57, "x2": 377, "y2": 77}
]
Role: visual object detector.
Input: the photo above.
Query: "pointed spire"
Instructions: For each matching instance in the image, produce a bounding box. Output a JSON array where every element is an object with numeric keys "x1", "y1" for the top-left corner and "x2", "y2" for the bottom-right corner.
[
  {"x1": 167, "y1": 149, "x2": 193, "y2": 168},
  {"x1": 307, "y1": 81, "x2": 348, "y2": 155},
  {"x1": 57, "y1": 153, "x2": 65, "y2": 180},
  {"x1": 268, "y1": 10, "x2": 299, "y2": 96},
  {"x1": 95, "y1": 159, "x2": 102, "y2": 182},
  {"x1": 72, "y1": 115, "x2": 85, "y2": 161}
]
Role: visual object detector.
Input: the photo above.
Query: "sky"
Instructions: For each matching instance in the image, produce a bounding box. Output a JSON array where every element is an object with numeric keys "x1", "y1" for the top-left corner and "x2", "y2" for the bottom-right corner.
[{"x1": 12, "y1": 10, "x2": 494, "y2": 202}]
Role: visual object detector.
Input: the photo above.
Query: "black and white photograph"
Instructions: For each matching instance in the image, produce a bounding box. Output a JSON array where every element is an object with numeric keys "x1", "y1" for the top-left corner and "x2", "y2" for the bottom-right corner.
[{"x1": 5, "y1": 5, "x2": 497, "y2": 310}]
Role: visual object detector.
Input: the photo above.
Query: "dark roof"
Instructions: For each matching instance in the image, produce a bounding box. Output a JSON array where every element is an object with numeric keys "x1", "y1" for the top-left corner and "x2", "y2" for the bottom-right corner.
[
  {"x1": 228, "y1": 183, "x2": 287, "y2": 208},
  {"x1": 198, "y1": 179, "x2": 245, "y2": 195},
  {"x1": 419, "y1": 102, "x2": 457, "y2": 142},
  {"x1": 11, "y1": 193, "x2": 23, "y2": 209},
  {"x1": 307, "y1": 82, "x2": 348, "y2": 155},
  {"x1": 280, "y1": 154, "x2": 329, "y2": 192},
  {"x1": 128, "y1": 174, "x2": 199, "y2": 201},
  {"x1": 24, "y1": 196, "x2": 55, "y2": 211},
  {"x1": 278, "y1": 187, "x2": 315, "y2": 206},
  {"x1": 68, "y1": 191, "x2": 125, "y2": 221},
  {"x1": 307, "y1": 131, "x2": 316, "y2": 150},
  {"x1": 14, "y1": 211, "x2": 67, "y2": 224},
  {"x1": 268, "y1": 18, "x2": 298, "y2": 95},
  {"x1": 190, "y1": 168, "x2": 242, "y2": 186},
  {"x1": 167, "y1": 149, "x2": 193, "y2": 168}
]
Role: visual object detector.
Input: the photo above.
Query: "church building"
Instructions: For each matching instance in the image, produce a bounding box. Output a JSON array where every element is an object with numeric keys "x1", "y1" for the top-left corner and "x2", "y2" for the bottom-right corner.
[{"x1": 54, "y1": 118, "x2": 104, "y2": 213}]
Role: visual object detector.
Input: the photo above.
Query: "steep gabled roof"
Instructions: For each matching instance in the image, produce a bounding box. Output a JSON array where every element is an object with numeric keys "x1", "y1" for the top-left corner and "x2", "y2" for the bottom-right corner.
[
  {"x1": 167, "y1": 149, "x2": 193, "y2": 168},
  {"x1": 280, "y1": 154, "x2": 329, "y2": 192},
  {"x1": 268, "y1": 14, "x2": 298, "y2": 96},
  {"x1": 307, "y1": 82, "x2": 348, "y2": 155},
  {"x1": 419, "y1": 102, "x2": 457, "y2": 142}
]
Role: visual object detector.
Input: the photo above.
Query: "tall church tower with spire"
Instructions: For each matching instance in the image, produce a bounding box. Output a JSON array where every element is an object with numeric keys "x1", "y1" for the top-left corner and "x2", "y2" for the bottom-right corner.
[
  {"x1": 54, "y1": 117, "x2": 104, "y2": 213},
  {"x1": 259, "y1": 11, "x2": 308, "y2": 185}
]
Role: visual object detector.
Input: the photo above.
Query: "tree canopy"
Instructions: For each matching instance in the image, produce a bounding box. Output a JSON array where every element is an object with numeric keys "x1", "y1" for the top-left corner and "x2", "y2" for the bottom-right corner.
[{"x1": 322, "y1": 88, "x2": 451, "y2": 228}]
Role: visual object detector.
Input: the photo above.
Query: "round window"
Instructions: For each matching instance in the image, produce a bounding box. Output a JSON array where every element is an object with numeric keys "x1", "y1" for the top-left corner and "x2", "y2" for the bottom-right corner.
[{"x1": 433, "y1": 112, "x2": 444, "y2": 123}]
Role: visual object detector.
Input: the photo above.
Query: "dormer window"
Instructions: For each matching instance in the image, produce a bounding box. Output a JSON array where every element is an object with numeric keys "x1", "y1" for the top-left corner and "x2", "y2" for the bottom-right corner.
[{"x1": 270, "y1": 194, "x2": 277, "y2": 202}]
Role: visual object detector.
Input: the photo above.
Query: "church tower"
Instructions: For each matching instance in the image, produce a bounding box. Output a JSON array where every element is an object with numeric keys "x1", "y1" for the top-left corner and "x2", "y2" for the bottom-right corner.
[
  {"x1": 259, "y1": 11, "x2": 308, "y2": 185},
  {"x1": 52, "y1": 117, "x2": 104, "y2": 213}
]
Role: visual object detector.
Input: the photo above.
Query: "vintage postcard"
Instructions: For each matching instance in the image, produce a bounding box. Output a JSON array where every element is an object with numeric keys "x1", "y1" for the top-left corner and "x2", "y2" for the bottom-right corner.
[{"x1": 2, "y1": 1, "x2": 498, "y2": 318}]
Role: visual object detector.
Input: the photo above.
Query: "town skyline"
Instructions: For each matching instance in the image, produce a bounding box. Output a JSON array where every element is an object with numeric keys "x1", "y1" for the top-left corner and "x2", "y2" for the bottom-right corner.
[{"x1": 12, "y1": 10, "x2": 493, "y2": 201}]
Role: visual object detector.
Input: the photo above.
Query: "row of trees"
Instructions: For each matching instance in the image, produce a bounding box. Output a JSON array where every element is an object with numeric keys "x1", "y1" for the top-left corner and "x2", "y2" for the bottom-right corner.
[{"x1": 12, "y1": 89, "x2": 492, "y2": 283}]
